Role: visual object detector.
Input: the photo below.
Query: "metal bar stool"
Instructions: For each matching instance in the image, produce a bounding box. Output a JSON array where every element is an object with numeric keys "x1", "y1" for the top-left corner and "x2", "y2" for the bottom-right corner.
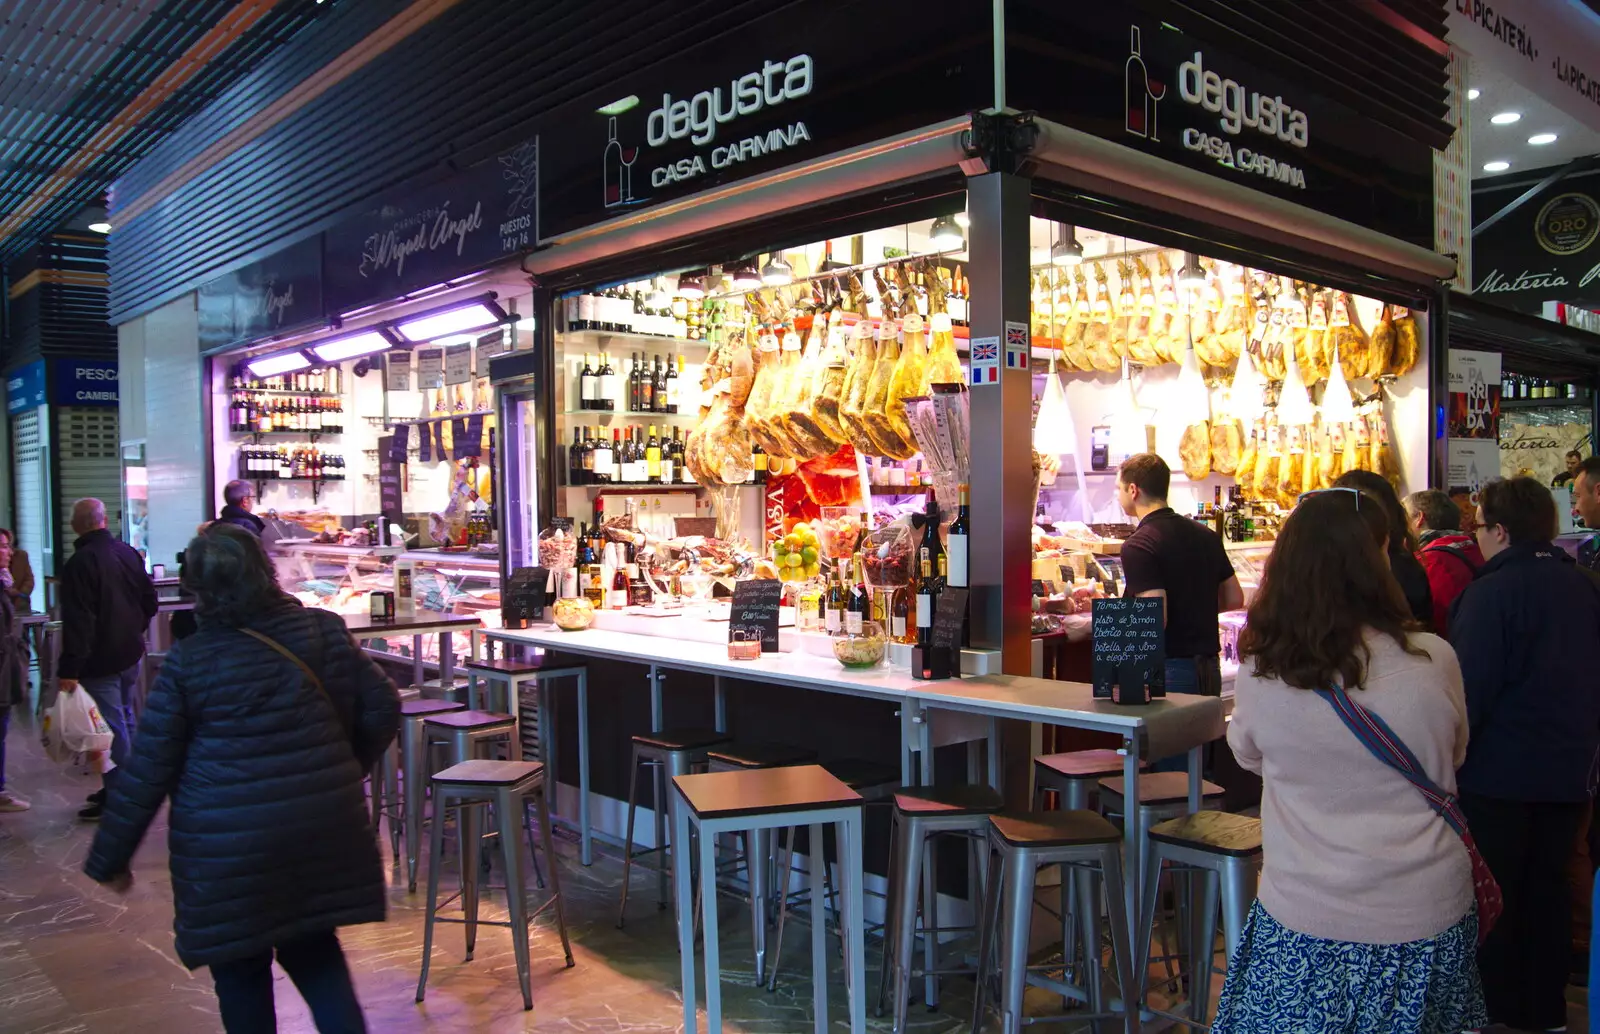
[
  {"x1": 1137, "y1": 811, "x2": 1262, "y2": 1029},
  {"x1": 671, "y1": 765, "x2": 867, "y2": 1033},
  {"x1": 971, "y1": 810, "x2": 1137, "y2": 1034},
  {"x1": 767, "y1": 757, "x2": 900, "y2": 994},
  {"x1": 1034, "y1": 749, "x2": 1148, "y2": 812},
  {"x1": 877, "y1": 784, "x2": 1005, "y2": 1033},
  {"x1": 1096, "y1": 771, "x2": 1225, "y2": 907},
  {"x1": 400, "y1": 699, "x2": 466, "y2": 891},
  {"x1": 704, "y1": 741, "x2": 818, "y2": 986},
  {"x1": 617, "y1": 727, "x2": 733, "y2": 927},
  {"x1": 415, "y1": 760, "x2": 573, "y2": 1011},
  {"x1": 465, "y1": 655, "x2": 592, "y2": 864}
]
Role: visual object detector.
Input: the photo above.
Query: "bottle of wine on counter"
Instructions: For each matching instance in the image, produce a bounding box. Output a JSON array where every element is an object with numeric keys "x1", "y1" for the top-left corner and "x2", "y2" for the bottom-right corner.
[
  {"x1": 826, "y1": 570, "x2": 845, "y2": 635},
  {"x1": 609, "y1": 564, "x2": 629, "y2": 610},
  {"x1": 892, "y1": 582, "x2": 913, "y2": 643},
  {"x1": 846, "y1": 555, "x2": 867, "y2": 635},
  {"x1": 916, "y1": 546, "x2": 942, "y2": 649}
]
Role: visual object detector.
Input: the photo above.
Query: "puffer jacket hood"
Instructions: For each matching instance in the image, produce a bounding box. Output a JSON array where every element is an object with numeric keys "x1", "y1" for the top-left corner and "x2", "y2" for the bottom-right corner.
[{"x1": 84, "y1": 599, "x2": 400, "y2": 967}]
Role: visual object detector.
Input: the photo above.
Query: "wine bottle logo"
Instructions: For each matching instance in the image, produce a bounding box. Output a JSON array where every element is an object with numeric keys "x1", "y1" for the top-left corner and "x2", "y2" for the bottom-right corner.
[
  {"x1": 602, "y1": 116, "x2": 640, "y2": 209},
  {"x1": 1124, "y1": 25, "x2": 1166, "y2": 142}
]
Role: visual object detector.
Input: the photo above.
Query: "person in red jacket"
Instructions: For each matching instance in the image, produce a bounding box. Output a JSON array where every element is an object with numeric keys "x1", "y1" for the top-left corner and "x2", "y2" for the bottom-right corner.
[{"x1": 1404, "y1": 489, "x2": 1483, "y2": 636}]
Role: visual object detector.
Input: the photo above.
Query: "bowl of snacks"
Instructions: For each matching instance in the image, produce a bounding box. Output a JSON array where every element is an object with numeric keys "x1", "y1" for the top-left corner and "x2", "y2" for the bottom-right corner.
[
  {"x1": 833, "y1": 619, "x2": 887, "y2": 669},
  {"x1": 772, "y1": 521, "x2": 821, "y2": 583},
  {"x1": 552, "y1": 595, "x2": 594, "y2": 631},
  {"x1": 860, "y1": 520, "x2": 914, "y2": 591}
]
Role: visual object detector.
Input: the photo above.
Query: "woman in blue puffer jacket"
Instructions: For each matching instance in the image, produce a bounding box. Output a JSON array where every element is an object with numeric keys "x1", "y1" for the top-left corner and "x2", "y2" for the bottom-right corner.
[{"x1": 84, "y1": 523, "x2": 400, "y2": 1033}]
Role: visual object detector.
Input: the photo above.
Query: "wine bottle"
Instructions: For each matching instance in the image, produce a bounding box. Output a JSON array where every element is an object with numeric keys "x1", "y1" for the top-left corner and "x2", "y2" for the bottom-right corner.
[
  {"x1": 579, "y1": 353, "x2": 596, "y2": 410},
  {"x1": 947, "y1": 484, "x2": 969, "y2": 589},
  {"x1": 597, "y1": 352, "x2": 617, "y2": 412},
  {"x1": 592, "y1": 428, "x2": 613, "y2": 484},
  {"x1": 646, "y1": 424, "x2": 662, "y2": 483},
  {"x1": 826, "y1": 570, "x2": 845, "y2": 635},
  {"x1": 915, "y1": 547, "x2": 941, "y2": 648},
  {"x1": 664, "y1": 352, "x2": 680, "y2": 413},
  {"x1": 892, "y1": 584, "x2": 913, "y2": 644},
  {"x1": 651, "y1": 355, "x2": 666, "y2": 413},
  {"x1": 609, "y1": 564, "x2": 629, "y2": 609},
  {"x1": 640, "y1": 356, "x2": 656, "y2": 412},
  {"x1": 628, "y1": 352, "x2": 642, "y2": 412},
  {"x1": 752, "y1": 443, "x2": 768, "y2": 484},
  {"x1": 845, "y1": 555, "x2": 867, "y2": 635}
]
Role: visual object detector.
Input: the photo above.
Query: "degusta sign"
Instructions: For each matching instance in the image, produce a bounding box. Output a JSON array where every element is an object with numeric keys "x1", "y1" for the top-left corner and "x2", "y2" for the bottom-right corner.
[
  {"x1": 647, "y1": 54, "x2": 814, "y2": 188},
  {"x1": 1175, "y1": 50, "x2": 1309, "y2": 190}
]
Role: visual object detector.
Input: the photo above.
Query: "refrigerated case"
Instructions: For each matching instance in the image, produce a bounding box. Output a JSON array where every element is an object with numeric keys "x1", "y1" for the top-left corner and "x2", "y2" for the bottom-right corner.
[{"x1": 489, "y1": 348, "x2": 547, "y2": 580}]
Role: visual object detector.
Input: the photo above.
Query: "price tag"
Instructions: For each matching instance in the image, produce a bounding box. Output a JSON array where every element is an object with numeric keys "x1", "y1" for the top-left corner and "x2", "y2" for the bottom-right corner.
[
  {"x1": 386, "y1": 351, "x2": 412, "y2": 392},
  {"x1": 445, "y1": 345, "x2": 473, "y2": 386},
  {"x1": 415, "y1": 347, "x2": 444, "y2": 389},
  {"x1": 1091, "y1": 597, "x2": 1166, "y2": 704},
  {"x1": 729, "y1": 579, "x2": 783, "y2": 653}
]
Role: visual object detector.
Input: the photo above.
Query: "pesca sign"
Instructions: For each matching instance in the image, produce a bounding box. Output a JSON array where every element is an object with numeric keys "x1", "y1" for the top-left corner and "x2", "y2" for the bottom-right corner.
[
  {"x1": 324, "y1": 137, "x2": 538, "y2": 314},
  {"x1": 537, "y1": 0, "x2": 991, "y2": 241},
  {"x1": 1472, "y1": 179, "x2": 1600, "y2": 314},
  {"x1": 52, "y1": 359, "x2": 118, "y2": 407},
  {"x1": 198, "y1": 236, "x2": 324, "y2": 350},
  {"x1": 1009, "y1": 7, "x2": 1435, "y2": 245}
]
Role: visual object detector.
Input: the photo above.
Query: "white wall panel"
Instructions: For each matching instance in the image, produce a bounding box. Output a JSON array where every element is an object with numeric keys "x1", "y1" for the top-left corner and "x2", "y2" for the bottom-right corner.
[{"x1": 130, "y1": 293, "x2": 203, "y2": 568}]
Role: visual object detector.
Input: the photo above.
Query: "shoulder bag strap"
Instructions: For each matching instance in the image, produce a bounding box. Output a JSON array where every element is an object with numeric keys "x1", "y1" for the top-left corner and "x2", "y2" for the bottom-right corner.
[
  {"x1": 239, "y1": 626, "x2": 347, "y2": 737},
  {"x1": 1312, "y1": 685, "x2": 1468, "y2": 836}
]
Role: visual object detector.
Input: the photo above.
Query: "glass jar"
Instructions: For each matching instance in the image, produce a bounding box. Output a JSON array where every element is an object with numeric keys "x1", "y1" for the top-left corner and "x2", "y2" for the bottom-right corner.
[{"x1": 833, "y1": 619, "x2": 887, "y2": 669}]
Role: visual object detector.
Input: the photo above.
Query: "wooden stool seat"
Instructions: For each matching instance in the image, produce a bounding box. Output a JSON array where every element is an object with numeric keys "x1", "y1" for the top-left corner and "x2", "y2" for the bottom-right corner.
[
  {"x1": 434, "y1": 759, "x2": 543, "y2": 786},
  {"x1": 1148, "y1": 810, "x2": 1263, "y2": 857},
  {"x1": 674, "y1": 764, "x2": 861, "y2": 820},
  {"x1": 1034, "y1": 748, "x2": 1142, "y2": 779},
  {"x1": 705, "y1": 741, "x2": 817, "y2": 770},
  {"x1": 401, "y1": 698, "x2": 467, "y2": 718},
  {"x1": 424, "y1": 709, "x2": 516, "y2": 731},
  {"x1": 990, "y1": 809, "x2": 1122, "y2": 848},
  {"x1": 1097, "y1": 771, "x2": 1225, "y2": 806},
  {"x1": 892, "y1": 784, "x2": 1005, "y2": 816},
  {"x1": 632, "y1": 727, "x2": 733, "y2": 752}
]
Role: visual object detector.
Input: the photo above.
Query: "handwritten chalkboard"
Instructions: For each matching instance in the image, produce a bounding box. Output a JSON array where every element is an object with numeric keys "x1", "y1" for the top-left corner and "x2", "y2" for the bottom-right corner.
[
  {"x1": 729, "y1": 578, "x2": 783, "y2": 653},
  {"x1": 502, "y1": 566, "x2": 549, "y2": 628},
  {"x1": 931, "y1": 587, "x2": 968, "y2": 650},
  {"x1": 1091, "y1": 597, "x2": 1166, "y2": 704}
]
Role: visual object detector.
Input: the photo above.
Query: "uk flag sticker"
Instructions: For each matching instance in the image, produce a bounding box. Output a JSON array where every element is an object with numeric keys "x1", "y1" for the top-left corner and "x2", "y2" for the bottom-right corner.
[
  {"x1": 969, "y1": 335, "x2": 1000, "y2": 387},
  {"x1": 1004, "y1": 321, "x2": 1030, "y2": 369}
]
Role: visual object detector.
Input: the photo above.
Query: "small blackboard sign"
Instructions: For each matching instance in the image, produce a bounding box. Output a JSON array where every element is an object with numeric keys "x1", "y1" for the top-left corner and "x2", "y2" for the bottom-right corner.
[
  {"x1": 502, "y1": 566, "x2": 549, "y2": 628},
  {"x1": 376, "y1": 435, "x2": 404, "y2": 533},
  {"x1": 1091, "y1": 597, "x2": 1166, "y2": 704},
  {"x1": 931, "y1": 587, "x2": 968, "y2": 650},
  {"x1": 1031, "y1": 579, "x2": 1047, "y2": 596},
  {"x1": 729, "y1": 578, "x2": 783, "y2": 653}
]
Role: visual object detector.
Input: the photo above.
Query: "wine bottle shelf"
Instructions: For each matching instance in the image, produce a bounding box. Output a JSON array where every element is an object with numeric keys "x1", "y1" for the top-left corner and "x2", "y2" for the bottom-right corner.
[
  {"x1": 559, "y1": 329, "x2": 712, "y2": 350},
  {"x1": 232, "y1": 389, "x2": 342, "y2": 398},
  {"x1": 559, "y1": 409, "x2": 697, "y2": 419},
  {"x1": 230, "y1": 429, "x2": 343, "y2": 439}
]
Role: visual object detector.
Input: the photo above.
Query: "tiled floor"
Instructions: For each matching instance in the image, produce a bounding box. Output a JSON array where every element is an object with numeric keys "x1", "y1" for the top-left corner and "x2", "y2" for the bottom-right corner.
[{"x1": 0, "y1": 708, "x2": 1590, "y2": 1033}]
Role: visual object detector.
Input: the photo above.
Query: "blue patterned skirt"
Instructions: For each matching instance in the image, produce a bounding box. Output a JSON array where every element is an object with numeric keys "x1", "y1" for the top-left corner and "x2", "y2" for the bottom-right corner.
[{"x1": 1210, "y1": 902, "x2": 1488, "y2": 1034}]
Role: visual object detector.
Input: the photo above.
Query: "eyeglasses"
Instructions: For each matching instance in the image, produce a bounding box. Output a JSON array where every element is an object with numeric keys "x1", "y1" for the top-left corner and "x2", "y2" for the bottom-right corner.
[{"x1": 1298, "y1": 486, "x2": 1363, "y2": 509}]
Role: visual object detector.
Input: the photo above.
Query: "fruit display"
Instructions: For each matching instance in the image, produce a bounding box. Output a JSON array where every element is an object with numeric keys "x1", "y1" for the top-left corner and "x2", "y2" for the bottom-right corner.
[{"x1": 772, "y1": 521, "x2": 822, "y2": 582}]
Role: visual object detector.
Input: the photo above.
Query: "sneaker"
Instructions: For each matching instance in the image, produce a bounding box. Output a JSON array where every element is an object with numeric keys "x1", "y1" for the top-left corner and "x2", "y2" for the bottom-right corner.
[
  {"x1": 77, "y1": 802, "x2": 103, "y2": 822},
  {"x1": 0, "y1": 791, "x2": 30, "y2": 812},
  {"x1": 86, "y1": 788, "x2": 106, "y2": 806}
]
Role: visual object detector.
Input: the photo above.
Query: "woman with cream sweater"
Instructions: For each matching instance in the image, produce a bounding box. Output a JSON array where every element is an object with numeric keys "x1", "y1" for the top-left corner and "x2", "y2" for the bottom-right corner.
[{"x1": 1211, "y1": 487, "x2": 1486, "y2": 1033}]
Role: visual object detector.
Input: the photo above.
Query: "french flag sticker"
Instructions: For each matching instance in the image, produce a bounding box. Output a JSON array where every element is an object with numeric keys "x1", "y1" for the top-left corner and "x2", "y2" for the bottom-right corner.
[{"x1": 969, "y1": 364, "x2": 998, "y2": 385}]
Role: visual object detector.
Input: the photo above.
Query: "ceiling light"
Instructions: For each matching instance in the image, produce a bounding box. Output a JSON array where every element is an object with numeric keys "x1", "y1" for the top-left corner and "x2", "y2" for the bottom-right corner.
[
  {"x1": 1483, "y1": 160, "x2": 1510, "y2": 172},
  {"x1": 760, "y1": 254, "x2": 793, "y2": 286},
  {"x1": 676, "y1": 270, "x2": 706, "y2": 299},
  {"x1": 1490, "y1": 111, "x2": 1521, "y2": 125},
  {"x1": 730, "y1": 260, "x2": 761, "y2": 290},
  {"x1": 87, "y1": 221, "x2": 111, "y2": 234},
  {"x1": 928, "y1": 214, "x2": 966, "y2": 252},
  {"x1": 1050, "y1": 226, "x2": 1083, "y2": 266},
  {"x1": 1178, "y1": 252, "x2": 1207, "y2": 289},
  {"x1": 246, "y1": 351, "x2": 312, "y2": 378},
  {"x1": 392, "y1": 295, "x2": 508, "y2": 342},
  {"x1": 1467, "y1": 88, "x2": 1480, "y2": 100},
  {"x1": 310, "y1": 329, "x2": 395, "y2": 362},
  {"x1": 1529, "y1": 132, "x2": 1558, "y2": 145}
]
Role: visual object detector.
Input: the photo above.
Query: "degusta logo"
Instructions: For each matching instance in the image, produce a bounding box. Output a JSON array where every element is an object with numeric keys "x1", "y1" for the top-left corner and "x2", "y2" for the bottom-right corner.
[
  {"x1": 647, "y1": 56, "x2": 814, "y2": 147},
  {"x1": 1178, "y1": 51, "x2": 1309, "y2": 148}
]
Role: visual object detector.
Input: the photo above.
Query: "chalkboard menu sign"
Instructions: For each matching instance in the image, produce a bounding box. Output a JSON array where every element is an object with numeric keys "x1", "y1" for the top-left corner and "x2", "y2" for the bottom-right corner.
[
  {"x1": 1092, "y1": 598, "x2": 1166, "y2": 704},
  {"x1": 376, "y1": 435, "x2": 404, "y2": 531},
  {"x1": 502, "y1": 566, "x2": 549, "y2": 628},
  {"x1": 729, "y1": 579, "x2": 783, "y2": 653},
  {"x1": 931, "y1": 587, "x2": 968, "y2": 650}
]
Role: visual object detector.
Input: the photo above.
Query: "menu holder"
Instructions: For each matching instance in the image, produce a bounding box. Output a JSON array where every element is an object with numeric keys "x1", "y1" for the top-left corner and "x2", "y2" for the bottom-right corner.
[
  {"x1": 1091, "y1": 597, "x2": 1166, "y2": 704},
  {"x1": 729, "y1": 578, "x2": 783, "y2": 653},
  {"x1": 931, "y1": 587, "x2": 968, "y2": 651},
  {"x1": 502, "y1": 566, "x2": 549, "y2": 629}
]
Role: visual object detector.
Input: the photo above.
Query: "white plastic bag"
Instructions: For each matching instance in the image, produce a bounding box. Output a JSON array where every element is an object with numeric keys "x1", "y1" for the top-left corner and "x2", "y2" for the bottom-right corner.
[{"x1": 41, "y1": 690, "x2": 113, "y2": 763}]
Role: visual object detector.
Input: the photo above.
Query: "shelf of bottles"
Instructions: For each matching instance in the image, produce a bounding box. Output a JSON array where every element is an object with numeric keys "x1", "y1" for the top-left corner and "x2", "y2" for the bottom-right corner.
[
  {"x1": 572, "y1": 349, "x2": 690, "y2": 418},
  {"x1": 1501, "y1": 375, "x2": 1589, "y2": 409},
  {"x1": 567, "y1": 423, "x2": 709, "y2": 488},
  {"x1": 226, "y1": 363, "x2": 347, "y2": 437},
  {"x1": 239, "y1": 445, "x2": 347, "y2": 503}
]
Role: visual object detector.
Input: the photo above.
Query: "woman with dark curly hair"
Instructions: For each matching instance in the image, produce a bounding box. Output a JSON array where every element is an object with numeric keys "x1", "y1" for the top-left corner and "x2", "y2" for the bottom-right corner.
[
  {"x1": 1211, "y1": 487, "x2": 1486, "y2": 1033},
  {"x1": 82, "y1": 523, "x2": 400, "y2": 1033}
]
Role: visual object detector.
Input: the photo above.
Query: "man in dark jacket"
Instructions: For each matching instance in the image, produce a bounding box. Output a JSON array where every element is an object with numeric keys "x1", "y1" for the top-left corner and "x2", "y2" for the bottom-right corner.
[
  {"x1": 1404, "y1": 488, "x2": 1484, "y2": 638},
  {"x1": 59, "y1": 499, "x2": 158, "y2": 820},
  {"x1": 1450, "y1": 476, "x2": 1600, "y2": 1032},
  {"x1": 215, "y1": 480, "x2": 265, "y2": 536},
  {"x1": 1572, "y1": 455, "x2": 1600, "y2": 571}
]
